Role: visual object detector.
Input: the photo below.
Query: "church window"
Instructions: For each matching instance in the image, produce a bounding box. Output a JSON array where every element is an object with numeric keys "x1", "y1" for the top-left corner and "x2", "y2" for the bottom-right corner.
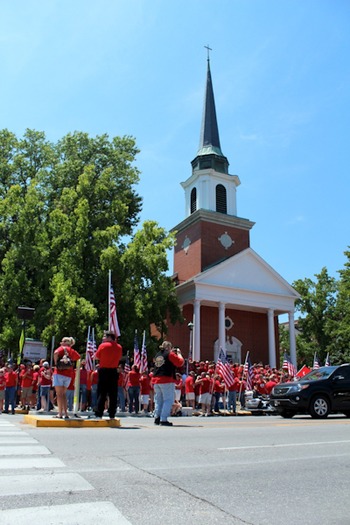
[
  {"x1": 190, "y1": 187, "x2": 197, "y2": 214},
  {"x1": 216, "y1": 184, "x2": 227, "y2": 213}
]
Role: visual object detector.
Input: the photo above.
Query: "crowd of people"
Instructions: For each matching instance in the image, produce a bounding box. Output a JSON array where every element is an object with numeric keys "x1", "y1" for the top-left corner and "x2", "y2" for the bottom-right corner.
[{"x1": 0, "y1": 333, "x2": 294, "y2": 419}]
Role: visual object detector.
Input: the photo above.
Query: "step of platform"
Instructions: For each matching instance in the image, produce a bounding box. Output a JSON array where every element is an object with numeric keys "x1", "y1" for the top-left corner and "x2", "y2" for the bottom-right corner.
[{"x1": 23, "y1": 414, "x2": 121, "y2": 428}]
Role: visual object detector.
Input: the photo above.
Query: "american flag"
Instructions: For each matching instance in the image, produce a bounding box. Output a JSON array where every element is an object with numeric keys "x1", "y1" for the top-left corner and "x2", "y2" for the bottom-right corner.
[
  {"x1": 85, "y1": 329, "x2": 97, "y2": 372},
  {"x1": 109, "y1": 285, "x2": 121, "y2": 337},
  {"x1": 140, "y1": 331, "x2": 148, "y2": 373},
  {"x1": 133, "y1": 331, "x2": 141, "y2": 369},
  {"x1": 124, "y1": 353, "x2": 130, "y2": 388},
  {"x1": 215, "y1": 348, "x2": 234, "y2": 388},
  {"x1": 313, "y1": 352, "x2": 320, "y2": 369},
  {"x1": 124, "y1": 353, "x2": 131, "y2": 374},
  {"x1": 282, "y1": 352, "x2": 297, "y2": 378},
  {"x1": 243, "y1": 352, "x2": 254, "y2": 390},
  {"x1": 325, "y1": 353, "x2": 331, "y2": 367}
]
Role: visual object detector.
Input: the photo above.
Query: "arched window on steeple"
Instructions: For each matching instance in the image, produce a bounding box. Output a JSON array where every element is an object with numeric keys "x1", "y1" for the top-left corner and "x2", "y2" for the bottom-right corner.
[
  {"x1": 190, "y1": 187, "x2": 197, "y2": 214},
  {"x1": 216, "y1": 184, "x2": 227, "y2": 214}
]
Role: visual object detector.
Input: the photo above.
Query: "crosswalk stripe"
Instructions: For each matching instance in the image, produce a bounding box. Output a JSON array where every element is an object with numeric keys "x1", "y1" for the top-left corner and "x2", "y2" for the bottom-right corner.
[
  {"x1": 0, "y1": 431, "x2": 24, "y2": 435},
  {"x1": 1, "y1": 501, "x2": 133, "y2": 525},
  {"x1": 0, "y1": 420, "x2": 132, "y2": 524},
  {"x1": 0, "y1": 457, "x2": 65, "y2": 469},
  {"x1": 0, "y1": 472, "x2": 93, "y2": 496},
  {"x1": 0, "y1": 445, "x2": 50, "y2": 456},
  {"x1": 0, "y1": 436, "x2": 38, "y2": 444}
]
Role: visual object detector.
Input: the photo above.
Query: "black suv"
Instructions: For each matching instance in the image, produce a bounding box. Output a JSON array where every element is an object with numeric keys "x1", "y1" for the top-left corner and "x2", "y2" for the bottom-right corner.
[{"x1": 270, "y1": 364, "x2": 350, "y2": 418}]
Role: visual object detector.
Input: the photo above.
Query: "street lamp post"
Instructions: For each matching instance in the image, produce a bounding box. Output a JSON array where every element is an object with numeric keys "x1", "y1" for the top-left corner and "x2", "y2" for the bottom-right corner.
[
  {"x1": 187, "y1": 321, "x2": 194, "y2": 374},
  {"x1": 17, "y1": 306, "x2": 35, "y2": 363}
]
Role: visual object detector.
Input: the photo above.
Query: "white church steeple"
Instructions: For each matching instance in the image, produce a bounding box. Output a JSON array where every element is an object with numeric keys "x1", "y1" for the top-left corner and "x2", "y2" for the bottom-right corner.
[{"x1": 181, "y1": 57, "x2": 240, "y2": 218}]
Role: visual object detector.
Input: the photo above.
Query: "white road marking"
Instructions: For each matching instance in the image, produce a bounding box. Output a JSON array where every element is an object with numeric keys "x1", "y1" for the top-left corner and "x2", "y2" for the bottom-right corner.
[
  {"x1": 0, "y1": 457, "x2": 65, "y2": 469},
  {"x1": 0, "y1": 436, "x2": 38, "y2": 444},
  {"x1": 1, "y1": 501, "x2": 132, "y2": 525},
  {"x1": 0, "y1": 445, "x2": 51, "y2": 456},
  {"x1": 0, "y1": 431, "x2": 24, "y2": 435},
  {"x1": 218, "y1": 439, "x2": 350, "y2": 450},
  {"x1": 0, "y1": 472, "x2": 93, "y2": 496}
]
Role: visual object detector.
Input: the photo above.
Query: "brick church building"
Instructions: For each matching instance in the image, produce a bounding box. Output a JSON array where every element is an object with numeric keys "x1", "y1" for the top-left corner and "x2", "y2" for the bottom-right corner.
[{"x1": 165, "y1": 58, "x2": 299, "y2": 368}]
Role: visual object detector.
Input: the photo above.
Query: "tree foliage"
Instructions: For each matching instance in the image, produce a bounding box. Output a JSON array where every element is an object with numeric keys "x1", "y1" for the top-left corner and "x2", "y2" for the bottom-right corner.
[
  {"x1": 291, "y1": 259, "x2": 350, "y2": 366},
  {"x1": 327, "y1": 249, "x2": 350, "y2": 363},
  {"x1": 0, "y1": 129, "x2": 182, "y2": 359}
]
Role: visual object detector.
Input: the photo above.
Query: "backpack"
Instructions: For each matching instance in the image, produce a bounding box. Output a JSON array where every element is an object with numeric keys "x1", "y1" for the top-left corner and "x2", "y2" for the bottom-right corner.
[{"x1": 56, "y1": 347, "x2": 72, "y2": 370}]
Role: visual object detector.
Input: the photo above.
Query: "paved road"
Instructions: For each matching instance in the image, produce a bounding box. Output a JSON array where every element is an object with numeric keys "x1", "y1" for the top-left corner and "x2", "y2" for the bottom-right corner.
[{"x1": 1, "y1": 413, "x2": 350, "y2": 524}]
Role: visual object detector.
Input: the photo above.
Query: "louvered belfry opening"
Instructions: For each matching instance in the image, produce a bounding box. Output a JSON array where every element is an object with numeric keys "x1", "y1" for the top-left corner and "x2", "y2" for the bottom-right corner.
[
  {"x1": 216, "y1": 184, "x2": 227, "y2": 213},
  {"x1": 191, "y1": 187, "x2": 197, "y2": 214}
]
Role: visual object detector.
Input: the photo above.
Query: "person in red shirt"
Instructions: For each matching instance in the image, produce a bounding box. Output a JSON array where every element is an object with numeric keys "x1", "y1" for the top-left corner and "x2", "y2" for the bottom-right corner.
[
  {"x1": 212, "y1": 374, "x2": 224, "y2": 413},
  {"x1": 40, "y1": 362, "x2": 53, "y2": 411},
  {"x1": 174, "y1": 373, "x2": 183, "y2": 403},
  {"x1": 227, "y1": 375, "x2": 240, "y2": 414},
  {"x1": 94, "y1": 331, "x2": 122, "y2": 419},
  {"x1": 196, "y1": 372, "x2": 212, "y2": 416},
  {"x1": 0, "y1": 368, "x2": 6, "y2": 413},
  {"x1": 90, "y1": 366, "x2": 99, "y2": 411},
  {"x1": 53, "y1": 337, "x2": 80, "y2": 419},
  {"x1": 117, "y1": 364, "x2": 126, "y2": 412},
  {"x1": 140, "y1": 371, "x2": 151, "y2": 413},
  {"x1": 4, "y1": 364, "x2": 18, "y2": 414},
  {"x1": 127, "y1": 365, "x2": 141, "y2": 414},
  {"x1": 265, "y1": 375, "x2": 278, "y2": 395},
  {"x1": 20, "y1": 362, "x2": 34, "y2": 410},
  {"x1": 185, "y1": 371, "x2": 196, "y2": 409}
]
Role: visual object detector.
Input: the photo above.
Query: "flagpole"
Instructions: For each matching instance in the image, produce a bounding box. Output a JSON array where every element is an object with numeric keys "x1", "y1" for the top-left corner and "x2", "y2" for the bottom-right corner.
[
  {"x1": 92, "y1": 327, "x2": 96, "y2": 370},
  {"x1": 108, "y1": 270, "x2": 112, "y2": 327},
  {"x1": 238, "y1": 351, "x2": 249, "y2": 411}
]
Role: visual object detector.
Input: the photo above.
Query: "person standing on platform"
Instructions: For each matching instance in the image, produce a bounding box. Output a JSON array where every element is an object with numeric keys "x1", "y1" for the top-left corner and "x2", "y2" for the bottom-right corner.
[
  {"x1": 152, "y1": 341, "x2": 184, "y2": 427},
  {"x1": 94, "y1": 331, "x2": 122, "y2": 419},
  {"x1": 53, "y1": 337, "x2": 80, "y2": 419}
]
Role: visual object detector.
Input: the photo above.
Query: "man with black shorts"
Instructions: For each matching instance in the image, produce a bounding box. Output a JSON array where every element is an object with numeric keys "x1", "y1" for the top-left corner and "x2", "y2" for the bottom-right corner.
[{"x1": 94, "y1": 331, "x2": 122, "y2": 419}]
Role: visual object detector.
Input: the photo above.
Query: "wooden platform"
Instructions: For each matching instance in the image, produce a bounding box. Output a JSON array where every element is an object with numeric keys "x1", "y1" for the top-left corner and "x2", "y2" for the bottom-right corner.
[{"x1": 23, "y1": 414, "x2": 121, "y2": 428}]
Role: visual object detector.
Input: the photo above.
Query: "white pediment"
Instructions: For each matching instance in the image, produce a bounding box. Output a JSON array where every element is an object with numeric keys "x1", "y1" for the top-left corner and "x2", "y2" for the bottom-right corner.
[{"x1": 195, "y1": 248, "x2": 298, "y2": 298}]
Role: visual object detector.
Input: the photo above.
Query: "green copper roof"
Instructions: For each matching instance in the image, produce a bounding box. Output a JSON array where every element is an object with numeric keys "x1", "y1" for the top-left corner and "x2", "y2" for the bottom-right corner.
[{"x1": 198, "y1": 59, "x2": 225, "y2": 158}]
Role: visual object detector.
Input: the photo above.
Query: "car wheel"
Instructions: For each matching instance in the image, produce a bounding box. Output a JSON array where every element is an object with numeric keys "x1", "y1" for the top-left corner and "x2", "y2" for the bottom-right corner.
[
  {"x1": 309, "y1": 395, "x2": 330, "y2": 418},
  {"x1": 280, "y1": 410, "x2": 294, "y2": 418}
]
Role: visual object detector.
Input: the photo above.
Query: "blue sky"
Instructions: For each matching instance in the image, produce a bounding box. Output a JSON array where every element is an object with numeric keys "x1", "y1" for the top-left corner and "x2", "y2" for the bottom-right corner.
[{"x1": 1, "y1": 0, "x2": 349, "y2": 291}]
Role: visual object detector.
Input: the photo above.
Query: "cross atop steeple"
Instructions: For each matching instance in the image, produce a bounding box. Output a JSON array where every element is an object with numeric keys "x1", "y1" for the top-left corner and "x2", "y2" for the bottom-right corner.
[{"x1": 204, "y1": 44, "x2": 212, "y2": 61}]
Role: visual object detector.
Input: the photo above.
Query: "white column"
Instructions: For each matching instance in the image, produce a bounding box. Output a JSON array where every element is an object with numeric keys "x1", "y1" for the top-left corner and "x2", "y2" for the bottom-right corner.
[
  {"x1": 289, "y1": 310, "x2": 297, "y2": 367},
  {"x1": 267, "y1": 309, "x2": 277, "y2": 368},
  {"x1": 193, "y1": 299, "x2": 201, "y2": 362},
  {"x1": 219, "y1": 302, "x2": 226, "y2": 352}
]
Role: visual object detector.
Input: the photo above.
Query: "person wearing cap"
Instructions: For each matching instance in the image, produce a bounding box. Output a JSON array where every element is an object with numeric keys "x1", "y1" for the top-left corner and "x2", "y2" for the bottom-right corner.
[
  {"x1": 152, "y1": 341, "x2": 184, "y2": 426},
  {"x1": 40, "y1": 362, "x2": 52, "y2": 412},
  {"x1": 19, "y1": 362, "x2": 34, "y2": 410},
  {"x1": 53, "y1": 337, "x2": 80, "y2": 419},
  {"x1": 94, "y1": 331, "x2": 122, "y2": 419}
]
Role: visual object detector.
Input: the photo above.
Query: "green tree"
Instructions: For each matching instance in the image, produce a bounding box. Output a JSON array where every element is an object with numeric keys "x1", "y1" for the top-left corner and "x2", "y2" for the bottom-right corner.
[
  {"x1": 0, "y1": 129, "x2": 182, "y2": 358},
  {"x1": 293, "y1": 267, "x2": 338, "y2": 365},
  {"x1": 327, "y1": 248, "x2": 350, "y2": 363}
]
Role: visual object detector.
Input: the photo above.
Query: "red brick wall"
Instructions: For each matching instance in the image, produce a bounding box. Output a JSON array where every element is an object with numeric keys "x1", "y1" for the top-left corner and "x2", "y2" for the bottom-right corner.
[
  {"x1": 166, "y1": 305, "x2": 279, "y2": 366},
  {"x1": 174, "y1": 219, "x2": 250, "y2": 283}
]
